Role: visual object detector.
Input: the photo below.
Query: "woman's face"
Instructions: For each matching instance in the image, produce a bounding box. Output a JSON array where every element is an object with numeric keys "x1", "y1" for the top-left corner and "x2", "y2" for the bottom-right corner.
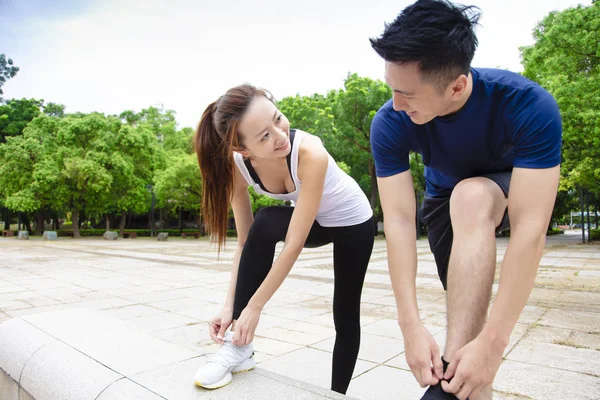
[{"x1": 237, "y1": 95, "x2": 291, "y2": 160}]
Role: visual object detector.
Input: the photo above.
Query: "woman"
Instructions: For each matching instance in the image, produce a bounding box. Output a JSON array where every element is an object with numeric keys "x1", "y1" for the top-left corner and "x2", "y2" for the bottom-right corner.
[{"x1": 193, "y1": 84, "x2": 374, "y2": 395}]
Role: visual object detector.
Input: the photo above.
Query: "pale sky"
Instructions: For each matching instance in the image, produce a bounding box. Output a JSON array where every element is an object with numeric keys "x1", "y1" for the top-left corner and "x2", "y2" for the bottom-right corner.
[{"x1": 1, "y1": 0, "x2": 591, "y2": 129}]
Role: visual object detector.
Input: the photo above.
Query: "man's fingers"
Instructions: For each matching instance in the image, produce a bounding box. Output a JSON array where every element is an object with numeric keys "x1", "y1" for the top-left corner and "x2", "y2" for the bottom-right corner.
[
  {"x1": 455, "y1": 382, "x2": 474, "y2": 400},
  {"x1": 444, "y1": 357, "x2": 458, "y2": 380},
  {"x1": 419, "y1": 366, "x2": 433, "y2": 387},
  {"x1": 441, "y1": 372, "x2": 463, "y2": 394},
  {"x1": 432, "y1": 351, "x2": 444, "y2": 380}
]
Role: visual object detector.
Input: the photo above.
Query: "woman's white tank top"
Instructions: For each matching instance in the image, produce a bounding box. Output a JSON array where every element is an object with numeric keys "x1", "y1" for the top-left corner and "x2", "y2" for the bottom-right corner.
[{"x1": 233, "y1": 129, "x2": 373, "y2": 227}]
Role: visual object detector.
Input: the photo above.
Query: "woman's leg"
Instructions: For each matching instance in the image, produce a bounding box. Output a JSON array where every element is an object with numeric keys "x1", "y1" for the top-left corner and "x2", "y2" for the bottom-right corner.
[
  {"x1": 327, "y1": 217, "x2": 375, "y2": 394},
  {"x1": 233, "y1": 206, "x2": 330, "y2": 319}
]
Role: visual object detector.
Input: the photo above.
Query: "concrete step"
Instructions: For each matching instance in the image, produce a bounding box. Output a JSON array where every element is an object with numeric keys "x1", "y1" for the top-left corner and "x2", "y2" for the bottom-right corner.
[{"x1": 0, "y1": 308, "x2": 353, "y2": 399}]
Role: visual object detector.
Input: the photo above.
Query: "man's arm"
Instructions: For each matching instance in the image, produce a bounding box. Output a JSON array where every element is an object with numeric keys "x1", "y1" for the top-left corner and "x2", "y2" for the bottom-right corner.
[
  {"x1": 483, "y1": 165, "x2": 560, "y2": 343},
  {"x1": 378, "y1": 170, "x2": 444, "y2": 386},
  {"x1": 378, "y1": 170, "x2": 419, "y2": 325}
]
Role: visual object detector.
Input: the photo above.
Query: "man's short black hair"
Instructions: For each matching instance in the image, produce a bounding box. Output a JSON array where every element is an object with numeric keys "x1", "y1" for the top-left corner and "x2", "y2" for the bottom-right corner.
[{"x1": 370, "y1": 0, "x2": 481, "y2": 92}]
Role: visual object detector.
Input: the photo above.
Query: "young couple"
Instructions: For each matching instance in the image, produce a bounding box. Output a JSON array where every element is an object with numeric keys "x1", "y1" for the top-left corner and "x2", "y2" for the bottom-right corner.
[{"x1": 192, "y1": 1, "x2": 561, "y2": 399}]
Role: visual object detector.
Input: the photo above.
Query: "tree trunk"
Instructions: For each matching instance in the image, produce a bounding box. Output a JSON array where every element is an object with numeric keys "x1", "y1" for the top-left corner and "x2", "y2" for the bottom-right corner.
[
  {"x1": 159, "y1": 208, "x2": 164, "y2": 229},
  {"x1": 179, "y1": 207, "x2": 183, "y2": 235},
  {"x1": 72, "y1": 209, "x2": 81, "y2": 238},
  {"x1": 23, "y1": 214, "x2": 32, "y2": 234},
  {"x1": 35, "y1": 209, "x2": 45, "y2": 236},
  {"x1": 2, "y1": 207, "x2": 10, "y2": 230},
  {"x1": 119, "y1": 211, "x2": 127, "y2": 236}
]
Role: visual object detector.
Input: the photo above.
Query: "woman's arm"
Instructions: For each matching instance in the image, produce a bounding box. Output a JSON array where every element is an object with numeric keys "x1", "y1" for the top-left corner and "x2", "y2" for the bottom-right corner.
[
  {"x1": 247, "y1": 135, "x2": 327, "y2": 309},
  {"x1": 223, "y1": 166, "x2": 254, "y2": 311}
]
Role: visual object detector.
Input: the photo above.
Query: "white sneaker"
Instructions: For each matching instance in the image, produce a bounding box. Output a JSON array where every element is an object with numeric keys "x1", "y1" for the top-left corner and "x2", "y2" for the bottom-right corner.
[{"x1": 194, "y1": 331, "x2": 256, "y2": 389}]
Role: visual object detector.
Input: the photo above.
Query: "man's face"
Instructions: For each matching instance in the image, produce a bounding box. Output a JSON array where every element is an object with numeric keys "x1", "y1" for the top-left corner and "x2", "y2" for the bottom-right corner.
[{"x1": 384, "y1": 62, "x2": 455, "y2": 125}]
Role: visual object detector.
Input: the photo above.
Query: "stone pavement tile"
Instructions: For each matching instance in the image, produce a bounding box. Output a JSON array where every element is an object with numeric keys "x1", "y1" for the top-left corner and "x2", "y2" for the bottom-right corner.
[
  {"x1": 23, "y1": 296, "x2": 61, "y2": 308},
  {"x1": 494, "y1": 360, "x2": 600, "y2": 400},
  {"x1": 254, "y1": 314, "x2": 296, "y2": 332},
  {"x1": 70, "y1": 297, "x2": 136, "y2": 310},
  {"x1": 150, "y1": 297, "x2": 206, "y2": 313},
  {"x1": 312, "y1": 332, "x2": 404, "y2": 364},
  {"x1": 569, "y1": 331, "x2": 600, "y2": 350},
  {"x1": 0, "y1": 284, "x2": 27, "y2": 295},
  {"x1": 127, "y1": 311, "x2": 199, "y2": 333},
  {"x1": 346, "y1": 365, "x2": 425, "y2": 400},
  {"x1": 515, "y1": 305, "x2": 547, "y2": 324},
  {"x1": 252, "y1": 336, "x2": 304, "y2": 356},
  {"x1": 35, "y1": 285, "x2": 93, "y2": 297},
  {"x1": 279, "y1": 320, "x2": 336, "y2": 336},
  {"x1": 0, "y1": 317, "x2": 57, "y2": 379},
  {"x1": 152, "y1": 323, "x2": 211, "y2": 352},
  {"x1": 362, "y1": 318, "x2": 403, "y2": 340},
  {"x1": 169, "y1": 302, "x2": 222, "y2": 322},
  {"x1": 0, "y1": 290, "x2": 40, "y2": 301},
  {"x1": 539, "y1": 309, "x2": 600, "y2": 332},
  {"x1": 258, "y1": 347, "x2": 377, "y2": 390},
  {"x1": 264, "y1": 303, "x2": 330, "y2": 320},
  {"x1": 1, "y1": 368, "x2": 19, "y2": 400},
  {"x1": 525, "y1": 325, "x2": 572, "y2": 343},
  {"x1": 19, "y1": 278, "x2": 75, "y2": 291},
  {"x1": 0, "y1": 299, "x2": 32, "y2": 310},
  {"x1": 504, "y1": 323, "x2": 530, "y2": 356},
  {"x1": 279, "y1": 277, "x2": 327, "y2": 293},
  {"x1": 302, "y1": 312, "x2": 335, "y2": 328},
  {"x1": 0, "y1": 311, "x2": 9, "y2": 323},
  {"x1": 101, "y1": 304, "x2": 165, "y2": 320},
  {"x1": 20, "y1": 340, "x2": 122, "y2": 400},
  {"x1": 6, "y1": 303, "x2": 82, "y2": 318},
  {"x1": 270, "y1": 289, "x2": 321, "y2": 304},
  {"x1": 259, "y1": 325, "x2": 334, "y2": 346},
  {"x1": 421, "y1": 312, "x2": 447, "y2": 328},
  {"x1": 506, "y1": 339, "x2": 600, "y2": 376},
  {"x1": 253, "y1": 351, "x2": 274, "y2": 363},
  {"x1": 364, "y1": 295, "x2": 397, "y2": 307},
  {"x1": 121, "y1": 290, "x2": 185, "y2": 304},
  {"x1": 96, "y1": 377, "x2": 165, "y2": 400}
]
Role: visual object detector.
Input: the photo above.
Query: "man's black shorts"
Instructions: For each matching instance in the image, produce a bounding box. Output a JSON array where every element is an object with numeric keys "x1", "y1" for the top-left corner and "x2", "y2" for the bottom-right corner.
[{"x1": 420, "y1": 171, "x2": 512, "y2": 290}]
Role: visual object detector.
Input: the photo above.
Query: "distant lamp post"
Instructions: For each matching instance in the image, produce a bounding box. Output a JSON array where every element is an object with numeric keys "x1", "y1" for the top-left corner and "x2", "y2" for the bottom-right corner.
[{"x1": 145, "y1": 184, "x2": 156, "y2": 237}]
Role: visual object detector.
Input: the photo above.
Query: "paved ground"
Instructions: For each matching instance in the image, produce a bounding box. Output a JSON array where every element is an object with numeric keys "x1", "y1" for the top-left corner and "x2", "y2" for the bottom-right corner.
[{"x1": 0, "y1": 233, "x2": 599, "y2": 399}]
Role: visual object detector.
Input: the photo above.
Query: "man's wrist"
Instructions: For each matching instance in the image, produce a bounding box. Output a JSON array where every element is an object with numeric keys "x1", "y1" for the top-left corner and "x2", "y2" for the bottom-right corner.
[{"x1": 480, "y1": 323, "x2": 510, "y2": 350}]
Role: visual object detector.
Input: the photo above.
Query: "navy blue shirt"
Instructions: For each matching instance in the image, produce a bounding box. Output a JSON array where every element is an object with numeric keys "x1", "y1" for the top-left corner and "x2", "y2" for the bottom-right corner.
[{"x1": 370, "y1": 68, "x2": 562, "y2": 197}]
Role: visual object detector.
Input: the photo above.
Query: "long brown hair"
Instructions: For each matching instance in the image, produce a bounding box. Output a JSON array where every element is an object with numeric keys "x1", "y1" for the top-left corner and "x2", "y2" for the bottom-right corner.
[{"x1": 194, "y1": 84, "x2": 272, "y2": 250}]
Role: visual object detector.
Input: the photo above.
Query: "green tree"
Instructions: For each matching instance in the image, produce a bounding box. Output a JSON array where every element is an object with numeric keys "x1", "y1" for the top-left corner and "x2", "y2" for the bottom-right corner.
[
  {"x1": 0, "y1": 54, "x2": 19, "y2": 103},
  {"x1": 0, "y1": 115, "x2": 61, "y2": 234},
  {"x1": 520, "y1": 2, "x2": 600, "y2": 194},
  {"x1": 0, "y1": 99, "x2": 43, "y2": 143}
]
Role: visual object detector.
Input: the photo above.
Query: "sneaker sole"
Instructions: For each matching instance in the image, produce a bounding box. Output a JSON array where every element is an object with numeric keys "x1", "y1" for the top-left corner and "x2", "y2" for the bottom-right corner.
[
  {"x1": 195, "y1": 372, "x2": 233, "y2": 390},
  {"x1": 232, "y1": 357, "x2": 256, "y2": 374}
]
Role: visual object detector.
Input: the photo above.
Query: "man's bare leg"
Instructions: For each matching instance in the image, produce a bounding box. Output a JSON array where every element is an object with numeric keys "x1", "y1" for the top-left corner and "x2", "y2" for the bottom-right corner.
[{"x1": 444, "y1": 178, "x2": 508, "y2": 400}]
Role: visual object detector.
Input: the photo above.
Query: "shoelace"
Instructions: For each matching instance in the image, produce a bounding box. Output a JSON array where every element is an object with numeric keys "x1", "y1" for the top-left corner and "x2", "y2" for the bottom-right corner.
[{"x1": 206, "y1": 340, "x2": 247, "y2": 370}]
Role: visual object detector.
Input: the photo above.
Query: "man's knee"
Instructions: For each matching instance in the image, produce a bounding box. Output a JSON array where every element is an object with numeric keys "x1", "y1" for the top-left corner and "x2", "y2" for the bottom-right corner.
[{"x1": 449, "y1": 178, "x2": 506, "y2": 230}]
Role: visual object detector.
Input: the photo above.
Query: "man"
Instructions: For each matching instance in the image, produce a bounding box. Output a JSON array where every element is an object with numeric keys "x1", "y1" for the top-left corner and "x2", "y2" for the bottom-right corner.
[{"x1": 369, "y1": 1, "x2": 561, "y2": 399}]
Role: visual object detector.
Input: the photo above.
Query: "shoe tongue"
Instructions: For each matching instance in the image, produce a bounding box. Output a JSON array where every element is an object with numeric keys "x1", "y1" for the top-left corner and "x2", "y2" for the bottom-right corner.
[{"x1": 224, "y1": 331, "x2": 235, "y2": 341}]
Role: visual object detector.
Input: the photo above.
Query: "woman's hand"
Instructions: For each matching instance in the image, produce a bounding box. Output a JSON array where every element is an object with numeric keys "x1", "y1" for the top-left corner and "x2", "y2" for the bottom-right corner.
[{"x1": 208, "y1": 307, "x2": 234, "y2": 344}]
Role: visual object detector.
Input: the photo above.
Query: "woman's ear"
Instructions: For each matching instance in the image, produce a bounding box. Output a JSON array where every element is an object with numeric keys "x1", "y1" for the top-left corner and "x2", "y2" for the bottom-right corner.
[{"x1": 236, "y1": 146, "x2": 251, "y2": 159}]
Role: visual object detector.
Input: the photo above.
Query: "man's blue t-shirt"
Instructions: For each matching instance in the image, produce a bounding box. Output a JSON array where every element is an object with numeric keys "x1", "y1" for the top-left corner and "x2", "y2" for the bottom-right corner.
[{"x1": 370, "y1": 68, "x2": 562, "y2": 197}]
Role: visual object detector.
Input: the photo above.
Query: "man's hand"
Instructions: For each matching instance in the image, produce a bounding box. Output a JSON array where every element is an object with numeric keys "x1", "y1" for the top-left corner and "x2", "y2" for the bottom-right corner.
[
  {"x1": 232, "y1": 304, "x2": 261, "y2": 346},
  {"x1": 403, "y1": 323, "x2": 444, "y2": 387},
  {"x1": 441, "y1": 333, "x2": 506, "y2": 400},
  {"x1": 208, "y1": 307, "x2": 233, "y2": 344}
]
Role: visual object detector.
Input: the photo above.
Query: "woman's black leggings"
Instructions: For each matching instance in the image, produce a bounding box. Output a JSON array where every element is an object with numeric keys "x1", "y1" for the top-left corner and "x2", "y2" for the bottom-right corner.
[{"x1": 232, "y1": 206, "x2": 375, "y2": 394}]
